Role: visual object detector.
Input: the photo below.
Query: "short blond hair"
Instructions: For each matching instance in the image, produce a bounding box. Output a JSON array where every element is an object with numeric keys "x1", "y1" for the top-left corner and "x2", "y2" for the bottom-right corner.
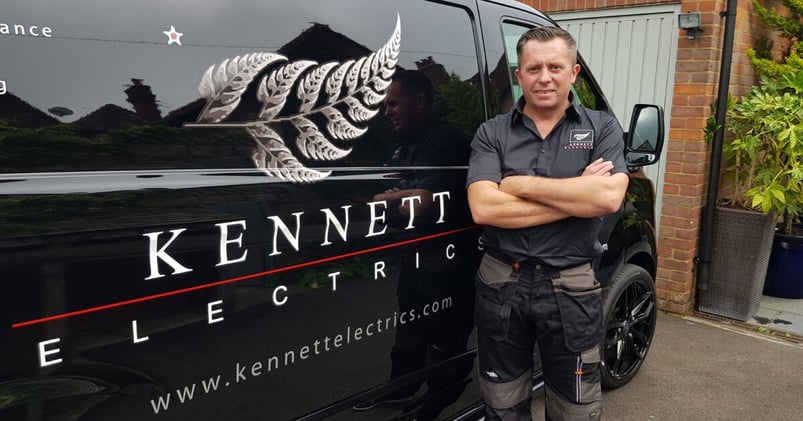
[{"x1": 516, "y1": 26, "x2": 577, "y2": 66}]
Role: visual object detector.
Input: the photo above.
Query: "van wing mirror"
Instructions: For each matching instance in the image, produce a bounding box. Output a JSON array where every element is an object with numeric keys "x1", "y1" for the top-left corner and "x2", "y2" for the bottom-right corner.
[{"x1": 624, "y1": 104, "x2": 664, "y2": 167}]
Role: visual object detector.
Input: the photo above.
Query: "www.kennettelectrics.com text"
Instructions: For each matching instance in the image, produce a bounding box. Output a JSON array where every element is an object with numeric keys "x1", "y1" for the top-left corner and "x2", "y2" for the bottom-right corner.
[{"x1": 149, "y1": 296, "x2": 454, "y2": 414}]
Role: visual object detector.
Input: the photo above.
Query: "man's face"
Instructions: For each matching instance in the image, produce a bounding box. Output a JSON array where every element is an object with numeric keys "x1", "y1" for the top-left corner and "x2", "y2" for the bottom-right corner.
[
  {"x1": 514, "y1": 38, "x2": 579, "y2": 114},
  {"x1": 384, "y1": 81, "x2": 423, "y2": 132}
]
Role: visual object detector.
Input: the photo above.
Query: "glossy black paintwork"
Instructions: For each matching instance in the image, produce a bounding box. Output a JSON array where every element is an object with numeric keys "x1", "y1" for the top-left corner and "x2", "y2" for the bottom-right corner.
[{"x1": 0, "y1": 1, "x2": 657, "y2": 420}]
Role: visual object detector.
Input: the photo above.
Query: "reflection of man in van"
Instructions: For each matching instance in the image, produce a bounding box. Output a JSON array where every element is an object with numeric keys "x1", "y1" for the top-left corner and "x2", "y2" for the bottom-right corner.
[
  {"x1": 353, "y1": 70, "x2": 475, "y2": 420},
  {"x1": 372, "y1": 70, "x2": 468, "y2": 222}
]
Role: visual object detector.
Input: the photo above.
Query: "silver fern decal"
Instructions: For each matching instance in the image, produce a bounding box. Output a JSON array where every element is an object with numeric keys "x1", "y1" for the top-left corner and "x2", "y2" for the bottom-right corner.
[
  {"x1": 198, "y1": 53, "x2": 287, "y2": 123},
  {"x1": 248, "y1": 123, "x2": 329, "y2": 182},
  {"x1": 292, "y1": 117, "x2": 351, "y2": 161},
  {"x1": 257, "y1": 60, "x2": 317, "y2": 120},
  {"x1": 185, "y1": 15, "x2": 401, "y2": 183}
]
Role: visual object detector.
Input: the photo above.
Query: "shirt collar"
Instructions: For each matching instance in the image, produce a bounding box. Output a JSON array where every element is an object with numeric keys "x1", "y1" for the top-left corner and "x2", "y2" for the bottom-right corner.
[{"x1": 511, "y1": 92, "x2": 580, "y2": 127}]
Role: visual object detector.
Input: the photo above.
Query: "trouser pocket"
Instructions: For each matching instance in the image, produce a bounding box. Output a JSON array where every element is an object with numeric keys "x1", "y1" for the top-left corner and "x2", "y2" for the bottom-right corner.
[
  {"x1": 474, "y1": 253, "x2": 517, "y2": 342},
  {"x1": 551, "y1": 263, "x2": 602, "y2": 353}
]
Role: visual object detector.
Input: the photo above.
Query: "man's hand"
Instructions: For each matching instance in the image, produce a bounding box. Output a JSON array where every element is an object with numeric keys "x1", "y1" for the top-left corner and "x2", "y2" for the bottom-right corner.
[{"x1": 582, "y1": 158, "x2": 614, "y2": 176}]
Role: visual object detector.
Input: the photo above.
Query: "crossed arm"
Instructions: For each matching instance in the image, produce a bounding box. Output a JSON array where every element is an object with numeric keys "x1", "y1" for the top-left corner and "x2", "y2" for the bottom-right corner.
[{"x1": 467, "y1": 158, "x2": 629, "y2": 229}]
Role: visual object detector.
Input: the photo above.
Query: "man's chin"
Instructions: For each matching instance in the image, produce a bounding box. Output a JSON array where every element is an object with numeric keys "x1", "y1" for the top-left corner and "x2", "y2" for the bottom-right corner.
[
  {"x1": 527, "y1": 99, "x2": 555, "y2": 108},
  {"x1": 530, "y1": 93, "x2": 555, "y2": 103}
]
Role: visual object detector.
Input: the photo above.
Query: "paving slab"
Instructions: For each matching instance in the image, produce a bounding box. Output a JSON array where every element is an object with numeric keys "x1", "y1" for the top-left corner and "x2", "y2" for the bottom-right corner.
[{"x1": 749, "y1": 296, "x2": 803, "y2": 337}]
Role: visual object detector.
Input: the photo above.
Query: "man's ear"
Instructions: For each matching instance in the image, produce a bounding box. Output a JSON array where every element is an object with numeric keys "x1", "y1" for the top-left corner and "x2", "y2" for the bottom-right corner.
[{"x1": 572, "y1": 64, "x2": 581, "y2": 78}]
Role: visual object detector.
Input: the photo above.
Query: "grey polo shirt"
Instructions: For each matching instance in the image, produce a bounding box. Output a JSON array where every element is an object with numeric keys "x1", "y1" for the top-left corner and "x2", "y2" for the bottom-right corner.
[{"x1": 466, "y1": 96, "x2": 627, "y2": 268}]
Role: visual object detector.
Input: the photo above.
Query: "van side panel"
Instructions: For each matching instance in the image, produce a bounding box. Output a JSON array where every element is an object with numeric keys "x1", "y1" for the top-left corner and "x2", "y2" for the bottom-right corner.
[{"x1": 0, "y1": 1, "x2": 486, "y2": 419}]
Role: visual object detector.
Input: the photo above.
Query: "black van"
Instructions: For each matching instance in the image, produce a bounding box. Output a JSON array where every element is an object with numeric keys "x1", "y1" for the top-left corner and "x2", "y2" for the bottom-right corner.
[{"x1": 0, "y1": 0, "x2": 664, "y2": 419}]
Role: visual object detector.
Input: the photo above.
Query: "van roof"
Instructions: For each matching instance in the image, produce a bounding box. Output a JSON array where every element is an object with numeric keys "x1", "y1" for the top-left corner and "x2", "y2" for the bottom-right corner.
[{"x1": 480, "y1": 0, "x2": 550, "y2": 21}]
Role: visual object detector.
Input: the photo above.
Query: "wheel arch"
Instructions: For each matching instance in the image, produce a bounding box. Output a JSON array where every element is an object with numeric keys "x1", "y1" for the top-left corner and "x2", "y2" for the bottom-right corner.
[{"x1": 624, "y1": 243, "x2": 656, "y2": 281}]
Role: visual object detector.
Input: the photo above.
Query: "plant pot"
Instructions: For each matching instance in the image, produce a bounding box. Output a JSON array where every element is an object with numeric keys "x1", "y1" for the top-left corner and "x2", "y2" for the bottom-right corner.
[
  {"x1": 763, "y1": 232, "x2": 803, "y2": 299},
  {"x1": 698, "y1": 207, "x2": 776, "y2": 321}
]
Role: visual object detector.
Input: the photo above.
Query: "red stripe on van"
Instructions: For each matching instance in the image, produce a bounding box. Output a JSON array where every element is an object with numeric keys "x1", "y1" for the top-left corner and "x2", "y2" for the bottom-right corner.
[{"x1": 12, "y1": 225, "x2": 479, "y2": 328}]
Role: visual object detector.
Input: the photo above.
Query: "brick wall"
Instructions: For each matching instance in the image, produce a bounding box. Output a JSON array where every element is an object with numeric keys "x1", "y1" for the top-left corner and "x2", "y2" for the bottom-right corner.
[
  {"x1": 518, "y1": 0, "x2": 781, "y2": 314},
  {"x1": 521, "y1": 0, "x2": 677, "y2": 12}
]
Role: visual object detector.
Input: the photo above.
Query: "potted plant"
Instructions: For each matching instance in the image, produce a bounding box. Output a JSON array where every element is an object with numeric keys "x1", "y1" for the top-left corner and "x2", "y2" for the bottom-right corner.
[
  {"x1": 698, "y1": 73, "x2": 801, "y2": 321},
  {"x1": 699, "y1": 0, "x2": 803, "y2": 319}
]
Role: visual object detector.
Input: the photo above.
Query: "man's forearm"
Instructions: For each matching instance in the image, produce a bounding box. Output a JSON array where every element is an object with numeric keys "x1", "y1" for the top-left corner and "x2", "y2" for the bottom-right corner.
[
  {"x1": 467, "y1": 181, "x2": 569, "y2": 229},
  {"x1": 499, "y1": 173, "x2": 628, "y2": 217}
]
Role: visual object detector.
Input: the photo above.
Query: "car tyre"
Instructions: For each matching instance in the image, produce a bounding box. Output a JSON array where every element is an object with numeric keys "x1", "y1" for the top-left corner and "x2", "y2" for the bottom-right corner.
[{"x1": 600, "y1": 263, "x2": 657, "y2": 389}]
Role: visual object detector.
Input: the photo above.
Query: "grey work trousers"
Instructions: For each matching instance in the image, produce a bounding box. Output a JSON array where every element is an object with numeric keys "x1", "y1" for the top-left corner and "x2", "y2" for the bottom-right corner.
[{"x1": 474, "y1": 252, "x2": 603, "y2": 421}]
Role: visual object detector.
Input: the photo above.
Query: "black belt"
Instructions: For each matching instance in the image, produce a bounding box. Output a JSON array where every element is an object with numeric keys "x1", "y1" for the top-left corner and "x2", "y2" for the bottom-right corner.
[{"x1": 484, "y1": 248, "x2": 588, "y2": 272}]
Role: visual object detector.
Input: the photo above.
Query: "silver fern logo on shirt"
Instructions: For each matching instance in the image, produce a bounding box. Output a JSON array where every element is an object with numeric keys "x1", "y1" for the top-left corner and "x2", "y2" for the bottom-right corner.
[
  {"x1": 565, "y1": 129, "x2": 594, "y2": 149},
  {"x1": 185, "y1": 15, "x2": 401, "y2": 183}
]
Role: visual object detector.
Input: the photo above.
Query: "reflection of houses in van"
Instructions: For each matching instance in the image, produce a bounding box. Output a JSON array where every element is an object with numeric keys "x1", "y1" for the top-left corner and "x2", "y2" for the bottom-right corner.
[
  {"x1": 470, "y1": 55, "x2": 516, "y2": 112},
  {"x1": 415, "y1": 56, "x2": 450, "y2": 87},
  {"x1": 161, "y1": 23, "x2": 470, "y2": 126},
  {"x1": 161, "y1": 22, "x2": 380, "y2": 126},
  {"x1": 278, "y1": 22, "x2": 371, "y2": 62},
  {"x1": 0, "y1": 93, "x2": 59, "y2": 127},
  {"x1": 1, "y1": 22, "x2": 467, "y2": 131},
  {"x1": 125, "y1": 79, "x2": 162, "y2": 123},
  {"x1": 0, "y1": 21, "x2": 481, "y2": 172},
  {"x1": 73, "y1": 104, "x2": 145, "y2": 132}
]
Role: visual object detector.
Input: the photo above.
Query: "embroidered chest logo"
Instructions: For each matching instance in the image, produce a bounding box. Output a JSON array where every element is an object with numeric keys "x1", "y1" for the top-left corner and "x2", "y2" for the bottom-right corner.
[
  {"x1": 565, "y1": 129, "x2": 594, "y2": 150},
  {"x1": 184, "y1": 16, "x2": 401, "y2": 183}
]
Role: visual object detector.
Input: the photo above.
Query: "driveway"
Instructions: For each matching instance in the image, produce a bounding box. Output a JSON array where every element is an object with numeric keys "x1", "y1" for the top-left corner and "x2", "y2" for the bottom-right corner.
[{"x1": 532, "y1": 312, "x2": 803, "y2": 420}]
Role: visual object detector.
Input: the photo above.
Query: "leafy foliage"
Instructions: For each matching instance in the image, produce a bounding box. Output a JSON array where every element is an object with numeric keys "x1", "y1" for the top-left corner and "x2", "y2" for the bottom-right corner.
[
  {"x1": 752, "y1": 0, "x2": 803, "y2": 39},
  {"x1": 433, "y1": 74, "x2": 492, "y2": 138},
  {"x1": 748, "y1": 0, "x2": 803, "y2": 80},
  {"x1": 724, "y1": 74, "x2": 803, "y2": 220}
]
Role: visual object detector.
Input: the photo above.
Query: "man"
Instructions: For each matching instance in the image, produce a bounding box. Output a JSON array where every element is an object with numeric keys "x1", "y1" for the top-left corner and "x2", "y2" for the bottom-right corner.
[
  {"x1": 466, "y1": 26, "x2": 628, "y2": 420},
  {"x1": 353, "y1": 70, "x2": 476, "y2": 421}
]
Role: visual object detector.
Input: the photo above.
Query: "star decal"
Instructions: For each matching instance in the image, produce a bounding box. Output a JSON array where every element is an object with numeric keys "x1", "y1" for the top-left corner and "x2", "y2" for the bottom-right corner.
[{"x1": 163, "y1": 25, "x2": 183, "y2": 46}]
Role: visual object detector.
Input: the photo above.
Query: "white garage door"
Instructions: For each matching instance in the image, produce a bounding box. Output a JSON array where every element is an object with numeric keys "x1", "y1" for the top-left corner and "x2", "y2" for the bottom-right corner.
[{"x1": 551, "y1": 4, "x2": 680, "y2": 229}]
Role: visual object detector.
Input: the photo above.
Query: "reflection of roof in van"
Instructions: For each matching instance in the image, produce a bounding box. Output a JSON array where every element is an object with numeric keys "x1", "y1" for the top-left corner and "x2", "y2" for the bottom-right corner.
[
  {"x1": 0, "y1": 93, "x2": 60, "y2": 128},
  {"x1": 73, "y1": 104, "x2": 145, "y2": 132},
  {"x1": 160, "y1": 23, "x2": 378, "y2": 126},
  {"x1": 278, "y1": 22, "x2": 370, "y2": 61}
]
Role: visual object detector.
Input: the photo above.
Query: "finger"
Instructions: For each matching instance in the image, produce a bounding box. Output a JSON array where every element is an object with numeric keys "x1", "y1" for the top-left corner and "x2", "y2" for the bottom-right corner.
[{"x1": 596, "y1": 161, "x2": 614, "y2": 171}]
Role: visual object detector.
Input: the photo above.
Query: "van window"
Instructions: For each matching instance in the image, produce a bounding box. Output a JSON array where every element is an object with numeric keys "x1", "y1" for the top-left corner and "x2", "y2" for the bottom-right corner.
[
  {"x1": 0, "y1": 0, "x2": 482, "y2": 175},
  {"x1": 501, "y1": 21, "x2": 604, "y2": 111}
]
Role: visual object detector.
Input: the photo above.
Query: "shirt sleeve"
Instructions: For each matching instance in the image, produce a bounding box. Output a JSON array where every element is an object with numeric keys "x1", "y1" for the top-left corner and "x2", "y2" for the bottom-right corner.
[
  {"x1": 466, "y1": 118, "x2": 503, "y2": 188},
  {"x1": 591, "y1": 113, "x2": 627, "y2": 175}
]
